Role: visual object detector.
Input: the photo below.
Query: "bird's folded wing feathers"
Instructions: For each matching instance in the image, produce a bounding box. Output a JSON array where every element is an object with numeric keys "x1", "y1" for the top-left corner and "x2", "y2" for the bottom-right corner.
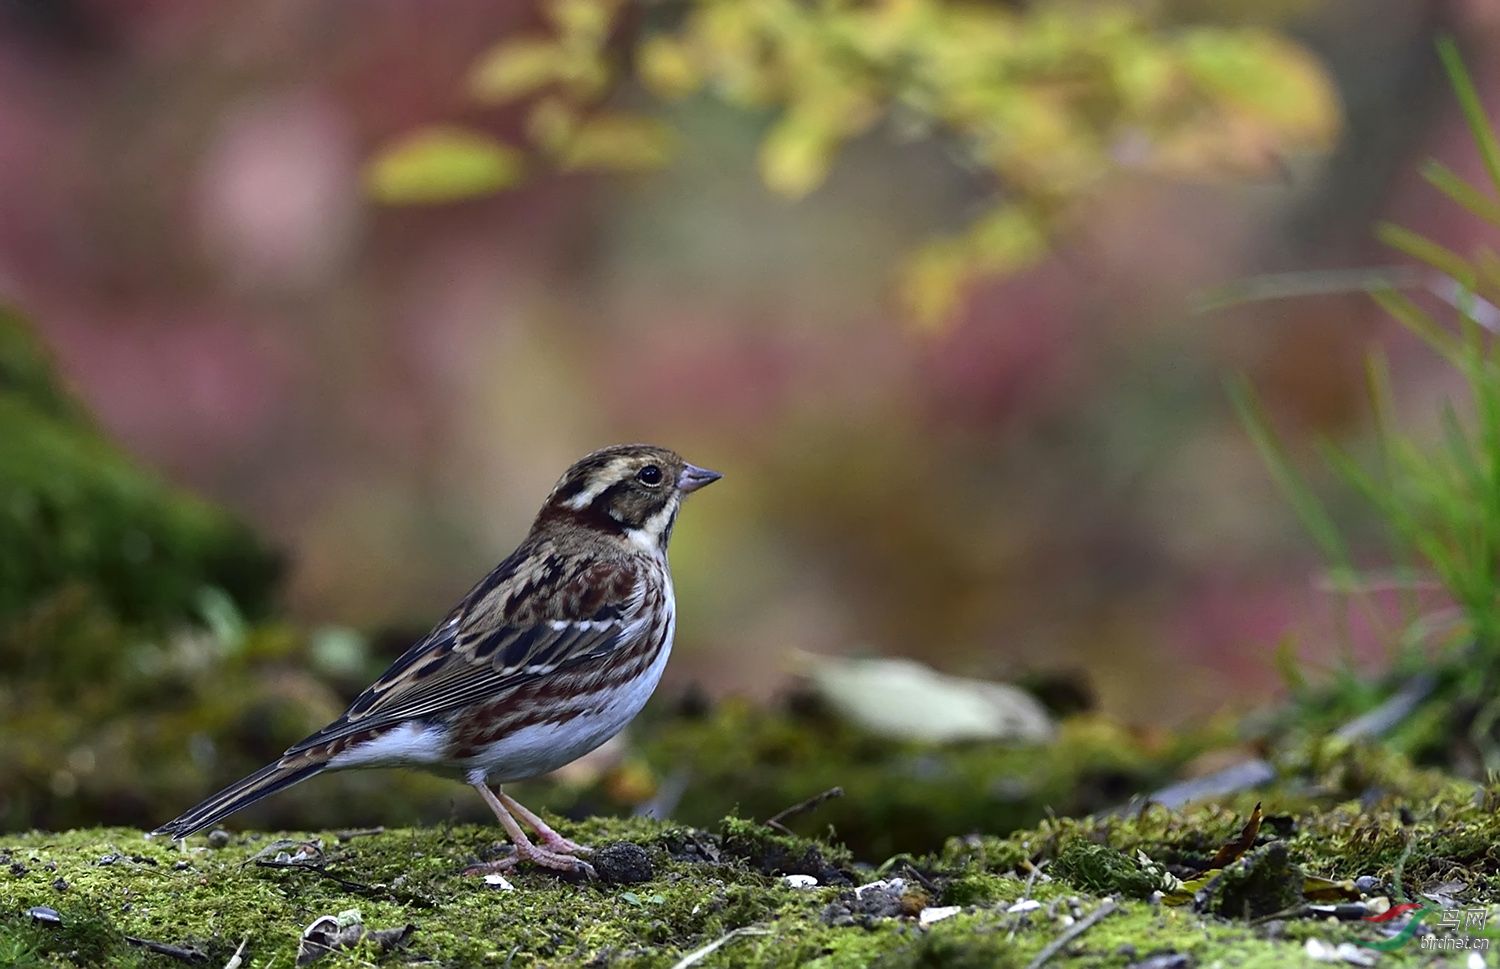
[{"x1": 283, "y1": 554, "x2": 646, "y2": 754}]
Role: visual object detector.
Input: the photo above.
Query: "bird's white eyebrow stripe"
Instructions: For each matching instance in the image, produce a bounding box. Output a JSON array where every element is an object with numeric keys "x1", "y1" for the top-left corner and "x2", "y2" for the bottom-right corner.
[{"x1": 562, "y1": 457, "x2": 632, "y2": 509}]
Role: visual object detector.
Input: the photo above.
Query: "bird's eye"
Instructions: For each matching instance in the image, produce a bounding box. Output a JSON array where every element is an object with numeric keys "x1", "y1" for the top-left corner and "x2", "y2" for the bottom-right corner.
[{"x1": 636, "y1": 464, "x2": 663, "y2": 485}]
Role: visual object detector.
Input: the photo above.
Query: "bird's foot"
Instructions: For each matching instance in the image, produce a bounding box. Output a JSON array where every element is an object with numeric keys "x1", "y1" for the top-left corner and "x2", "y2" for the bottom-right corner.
[
  {"x1": 535, "y1": 831, "x2": 592, "y2": 856},
  {"x1": 519, "y1": 840, "x2": 596, "y2": 876},
  {"x1": 464, "y1": 842, "x2": 596, "y2": 879},
  {"x1": 463, "y1": 856, "x2": 519, "y2": 876}
]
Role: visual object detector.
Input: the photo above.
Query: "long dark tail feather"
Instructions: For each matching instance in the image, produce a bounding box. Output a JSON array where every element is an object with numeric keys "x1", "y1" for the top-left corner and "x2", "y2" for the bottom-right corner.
[{"x1": 151, "y1": 759, "x2": 327, "y2": 839}]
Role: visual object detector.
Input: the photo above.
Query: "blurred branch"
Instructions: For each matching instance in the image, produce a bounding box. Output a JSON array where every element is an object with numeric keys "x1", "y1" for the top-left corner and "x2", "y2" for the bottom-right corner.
[{"x1": 364, "y1": 0, "x2": 1341, "y2": 328}]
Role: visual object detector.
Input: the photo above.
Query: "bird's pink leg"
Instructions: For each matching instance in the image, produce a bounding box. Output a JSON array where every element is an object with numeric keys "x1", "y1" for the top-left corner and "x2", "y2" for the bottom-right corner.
[
  {"x1": 464, "y1": 783, "x2": 595, "y2": 878},
  {"x1": 499, "y1": 791, "x2": 592, "y2": 855}
]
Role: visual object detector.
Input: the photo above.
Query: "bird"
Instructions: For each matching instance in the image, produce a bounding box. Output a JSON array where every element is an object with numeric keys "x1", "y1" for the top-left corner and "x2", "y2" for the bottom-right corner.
[{"x1": 153, "y1": 444, "x2": 721, "y2": 877}]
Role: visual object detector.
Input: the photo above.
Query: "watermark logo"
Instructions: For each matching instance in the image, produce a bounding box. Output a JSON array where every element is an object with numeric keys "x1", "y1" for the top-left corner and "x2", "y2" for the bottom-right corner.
[{"x1": 1355, "y1": 900, "x2": 1491, "y2": 951}]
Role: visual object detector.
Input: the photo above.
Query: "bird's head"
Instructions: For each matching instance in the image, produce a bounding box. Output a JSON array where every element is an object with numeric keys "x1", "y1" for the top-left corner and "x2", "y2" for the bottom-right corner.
[{"x1": 537, "y1": 444, "x2": 721, "y2": 552}]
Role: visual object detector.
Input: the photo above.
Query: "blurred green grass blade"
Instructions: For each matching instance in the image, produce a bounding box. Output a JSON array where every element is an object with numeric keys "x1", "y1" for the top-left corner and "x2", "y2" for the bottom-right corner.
[
  {"x1": 1378, "y1": 222, "x2": 1476, "y2": 288},
  {"x1": 1440, "y1": 402, "x2": 1484, "y2": 494},
  {"x1": 1366, "y1": 352, "x2": 1425, "y2": 621},
  {"x1": 1228, "y1": 377, "x2": 1352, "y2": 568},
  {"x1": 1373, "y1": 288, "x2": 1465, "y2": 368},
  {"x1": 1478, "y1": 251, "x2": 1500, "y2": 298},
  {"x1": 1273, "y1": 634, "x2": 1307, "y2": 694},
  {"x1": 1423, "y1": 161, "x2": 1500, "y2": 228},
  {"x1": 1438, "y1": 36, "x2": 1500, "y2": 193},
  {"x1": 1192, "y1": 267, "x2": 1421, "y2": 313},
  {"x1": 1364, "y1": 351, "x2": 1402, "y2": 467}
]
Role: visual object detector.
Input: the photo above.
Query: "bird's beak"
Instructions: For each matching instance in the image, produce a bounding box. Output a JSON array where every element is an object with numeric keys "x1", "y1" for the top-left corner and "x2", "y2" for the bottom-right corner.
[{"x1": 678, "y1": 463, "x2": 723, "y2": 494}]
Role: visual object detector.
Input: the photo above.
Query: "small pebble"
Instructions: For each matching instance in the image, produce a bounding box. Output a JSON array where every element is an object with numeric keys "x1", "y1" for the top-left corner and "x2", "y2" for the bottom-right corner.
[
  {"x1": 1006, "y1": 899, "x2": 1041, "y2": 914},
  {"x1": 96, "y1": 854, "x2": 119, "y2": 866},
  {"x1": 1353, "y1": 875, "x2": 1382, "y2": 894},
  {"x1": 1127, "y1": 954, "x2": 1192, "y2": 969},
  {"x1": 483, "y1": 873, "x2": 515, "y2": 891},
  {"x1": 1303, "y1": 939, "x2": 1376, "y2": 967},
  {"x1": 52, "y1": 878, "x2": 67, "y2": 892},
  {"x1": 918, "y1": 905, "x2": 961, "y2": 925},
  {"x1": 784, "y1": 874, "x2": 819, "y2": 889},
  {"x1": 172, "y1": 861, "x2": 191, "y2": 871},
  {"x1": 207, "y1": 830, "x2": 231, "y2": 849},
  {"x1": 855, "y1": 878, "x2": 905, "y2": 898},
  {"x1": 27, "y1": 906, "x2": 61, "y2": 926}
]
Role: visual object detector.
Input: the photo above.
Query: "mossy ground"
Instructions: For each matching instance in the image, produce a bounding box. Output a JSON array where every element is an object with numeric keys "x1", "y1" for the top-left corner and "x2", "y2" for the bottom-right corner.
[{"x1": 4, "y1": 748, "x2": 1499, "y2": 969}]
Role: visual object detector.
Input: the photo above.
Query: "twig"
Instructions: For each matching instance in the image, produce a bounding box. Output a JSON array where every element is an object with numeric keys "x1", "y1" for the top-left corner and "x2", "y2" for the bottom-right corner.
[
  {"x1": 222, "y1": 936, "x2": 248, "y2": 969},
  {"x1": 1020, "y1": 859, "x2": 1046, "y2": 902},
  {"x1": 1024, "y1": 898, "x2": 1118, "y2": 969},
  {"x1": 899, "y1": 862, "x2": 939, "y2": 894},
  {"x1": 253, "y1": 854, "x2": 435, "y2": 909},
  {"x1": 334, "y1": 827, "x2": 386, "y2": 843},
  {"x1": 765, "y1": 787, "x2": 844, "y2": 835},
  {"x1": 124, "y1": 936, "x2": 206, "y2": 963},
  {"x1": 670, "y1": 927, "x2": 773, "y2": 969}
]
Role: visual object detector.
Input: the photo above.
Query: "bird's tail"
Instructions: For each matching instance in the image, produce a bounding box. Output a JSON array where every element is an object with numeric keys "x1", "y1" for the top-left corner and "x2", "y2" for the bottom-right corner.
[{"x1": 152, "y1": 757, "x2": 327, "y2": 840}]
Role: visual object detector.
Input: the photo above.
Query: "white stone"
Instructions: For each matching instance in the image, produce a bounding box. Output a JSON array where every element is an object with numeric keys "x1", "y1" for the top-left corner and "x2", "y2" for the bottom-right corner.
[{"x1": 919, "y1": 906, "x2": 961, "y2": 925}]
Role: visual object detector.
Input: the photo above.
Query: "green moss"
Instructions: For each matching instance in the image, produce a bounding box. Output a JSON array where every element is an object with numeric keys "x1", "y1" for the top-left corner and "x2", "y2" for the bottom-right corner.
[
  {"x1": 5, "y1": 782, "x2": 1500, "y2": 968},
  {"x1": 1196, "y1": 842, "x2": 1302, "y2": 919},
  {"x1": 1052, "y1": 839, "x2": 1161, "y2": 898},
  {"x1": 0, "y1": 304, "x2": 280, "y2": 629},
  {"x1": 625, "y1": 703, "x2": 1219, "y2": 858}
]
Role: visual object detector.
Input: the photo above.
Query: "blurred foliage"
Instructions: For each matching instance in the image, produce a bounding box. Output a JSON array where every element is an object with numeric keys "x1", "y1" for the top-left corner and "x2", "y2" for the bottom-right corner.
[
  {"x1": 365, "y1": 0, "x2": 1339, "y2": 325},
  {"x1": 0, "y1": 305, "x2": 281, "y2": 629},
  {"x1": 1231, "y1": 41, "x2": 1500, "y2": 773},
  {"x1": 365, "y1": 126, "x2": 526, "y2": 204}
]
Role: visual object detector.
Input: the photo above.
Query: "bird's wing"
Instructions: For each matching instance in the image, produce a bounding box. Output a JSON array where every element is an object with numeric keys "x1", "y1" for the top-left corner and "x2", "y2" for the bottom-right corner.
[{"x1": 284, "y1": 550, "x2": 649, "y2": 754}]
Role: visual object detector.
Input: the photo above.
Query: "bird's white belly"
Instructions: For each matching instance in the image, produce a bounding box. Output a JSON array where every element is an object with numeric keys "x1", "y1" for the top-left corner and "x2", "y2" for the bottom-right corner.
[{"x1": 463, "y1": 624, "x2": 674, "y2": 783}]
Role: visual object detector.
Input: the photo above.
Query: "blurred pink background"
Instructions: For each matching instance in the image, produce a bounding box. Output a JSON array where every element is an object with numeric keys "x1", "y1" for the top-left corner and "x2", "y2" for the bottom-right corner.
[{"x1": 2, "y1": 0, "x2": 1496, "y2": 723}]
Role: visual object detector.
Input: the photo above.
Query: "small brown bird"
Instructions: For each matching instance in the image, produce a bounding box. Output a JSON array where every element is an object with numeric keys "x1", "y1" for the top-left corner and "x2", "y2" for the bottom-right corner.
[{"x1": 154, "y1": 444, "x2": 720, "y2": 876}]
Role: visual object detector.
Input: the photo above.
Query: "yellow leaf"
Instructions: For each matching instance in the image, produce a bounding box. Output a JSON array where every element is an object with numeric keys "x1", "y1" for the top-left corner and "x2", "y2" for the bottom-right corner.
[
  {"x1": 468, "y1": 38, "x2": 567, "y2": 104},
  {"x1": 899, "y1": 242, "x2": 969, "y2": 330},
  {"x1": 638, "y1": 36, "x2": 701, "y2": 100},
  {"x1": 555, "y1": 114, "x2": 675, "y2": 171},
  {"x1": 1303, "y1": 875, "x2": 1360, "y2": 903},
  {"x1": 364, "y1": 126, "x2": 524, "y2": 204},
  {"x1": 1181, "y1": 30, "x2": 1339, "y2": 143},
  {"x1": 969, "y1": 207, "x2": 1049, "y2": 275},
  {"x1": 546, "y1": 0, "x2": 617, "y2": 47},
  {"x1": 759, "y1": 113, "x2": 838, "y2": 198}
]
